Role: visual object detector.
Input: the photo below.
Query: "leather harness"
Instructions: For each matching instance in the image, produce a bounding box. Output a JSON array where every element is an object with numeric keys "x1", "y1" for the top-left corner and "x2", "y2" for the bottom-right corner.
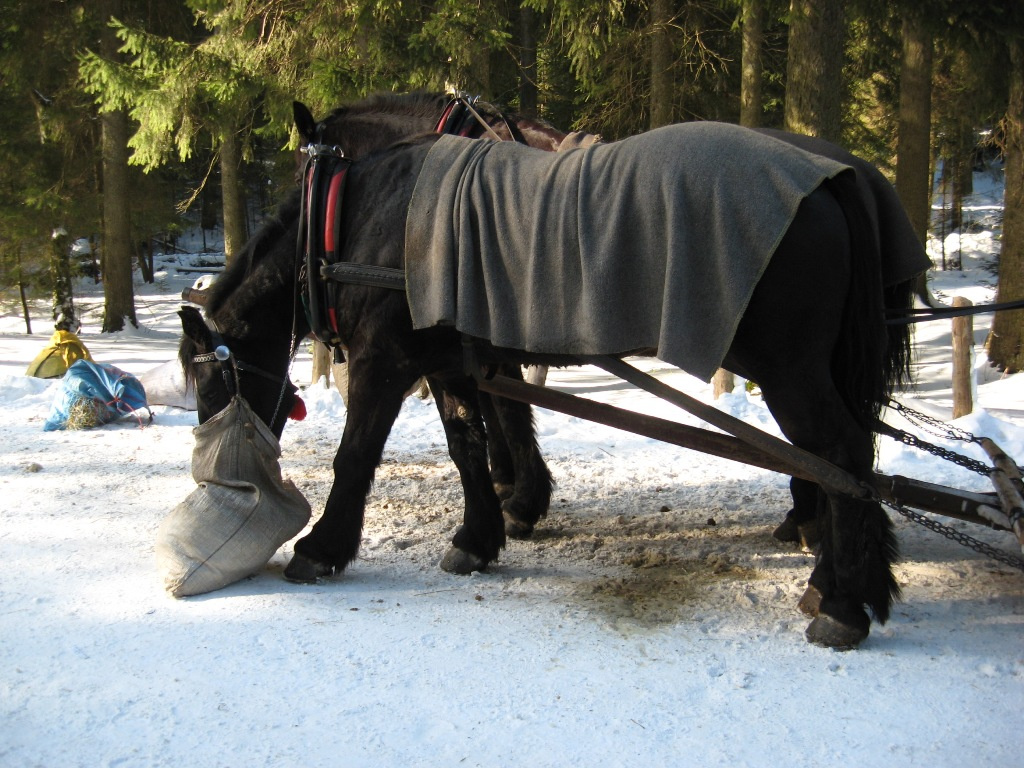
[{"x1": 298, "y1": 95, "x2": 519, "y2": 351}]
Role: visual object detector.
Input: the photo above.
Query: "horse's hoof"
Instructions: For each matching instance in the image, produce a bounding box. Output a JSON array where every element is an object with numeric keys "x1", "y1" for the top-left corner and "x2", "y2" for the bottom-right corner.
[
  {"x1": 440, "y1": 546, "x2": 487, "y2": 574},
  {"x1": 503, "y1": 511, "x2": 535, "y2": 540},
  {"x1": 284, "y1": 553, "x2": 335, "y2": 583},
  {"x1": 796, "y1": 520, "x2": 820, "y2": 550},
  {"x1": 493, "y1": 482, "x2": 515, "y2": 502},
  {"x1": 773, "y1": 517, "x2": 819, "y2": 550},
  {"x1": 798, "y1": 584, "x2": 823, "y2": 616},
  {"x1": 804, "y1": 614, "x2": 869, "y2": 650},
  {"x1": 772, "y1": 516, "x2": 801, "y2": 543}
]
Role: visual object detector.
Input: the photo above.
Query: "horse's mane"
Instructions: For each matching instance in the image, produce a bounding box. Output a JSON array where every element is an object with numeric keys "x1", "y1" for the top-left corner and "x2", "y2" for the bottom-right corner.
[
  {"x1": 316, "y1": 91, "x2": 565, "y2": 150},
  {"x1": 321, "y1": 91, "x2": 449, "y2": 125}
]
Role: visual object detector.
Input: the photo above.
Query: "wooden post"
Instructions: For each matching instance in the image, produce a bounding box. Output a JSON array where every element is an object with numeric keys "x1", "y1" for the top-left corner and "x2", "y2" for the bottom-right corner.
[
  {"x1": 311, "y1": 340, "x2": 331, "y2": 387},
  {"x1": 712, "y1": 368, "x2": 734, "y2": 399},
  {"x1": 952, "y1": 296, "x2": 973, "y2": 418}
]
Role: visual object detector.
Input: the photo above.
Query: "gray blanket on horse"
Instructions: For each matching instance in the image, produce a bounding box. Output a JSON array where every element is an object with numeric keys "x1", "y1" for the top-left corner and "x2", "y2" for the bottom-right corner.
[{"x1": 405, "y1": 122, "x2": 850, "y2": 381}]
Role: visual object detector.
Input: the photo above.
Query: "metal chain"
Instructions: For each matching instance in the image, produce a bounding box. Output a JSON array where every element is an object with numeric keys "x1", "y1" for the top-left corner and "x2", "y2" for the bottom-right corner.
[
  {"x1": 886, "y1": 399, "x2": 979, "y2": 444},
  {"x1": 881, "y1": 497, "x2": 1024, "y2": 572},
  {"x1": 884, "y1": 399, "x2": 1024, "y2": 476},
  {"x1": 880, "y1": 399, "x2": 1024, "y2": 571},
  {"x1": 880, "y1": 424, "x2": 994, "y2": 476}
]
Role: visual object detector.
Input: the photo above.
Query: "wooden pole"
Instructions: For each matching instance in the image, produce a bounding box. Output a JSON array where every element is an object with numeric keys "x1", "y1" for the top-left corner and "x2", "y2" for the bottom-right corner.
[
  {"x1": 474, "y1": 369, "x2": 1013, "y2": 531},
  {"x1": 712, "y1": 368, "x2": 734, "y2": 399},
  {"x1": 598, "y1": 356, "x2": 871, "y2": 499},
  {"x1": 952, "y1": 296, "x2": 973, "y2": 418},
  {"x1": 311, "y1": 340, "x2": 332, "y2": 387},
  {"x1": 978, "y1": 437, "x2": 1024, "y2": 552}
]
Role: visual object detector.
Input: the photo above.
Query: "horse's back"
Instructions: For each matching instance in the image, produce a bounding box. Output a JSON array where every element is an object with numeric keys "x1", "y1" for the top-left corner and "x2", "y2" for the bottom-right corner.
[{"x1": 404, "y1": 123, "x2": 852, "y2": 381}]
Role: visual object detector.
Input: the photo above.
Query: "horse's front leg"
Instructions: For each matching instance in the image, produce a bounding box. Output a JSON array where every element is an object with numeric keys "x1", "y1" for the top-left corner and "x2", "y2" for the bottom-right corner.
[
  {"x1": 427, "y1": 376, "x2": 506, "y2": 574},
  {"x1": 284, "y1": 360, "x2": 414, "y2": 583}
]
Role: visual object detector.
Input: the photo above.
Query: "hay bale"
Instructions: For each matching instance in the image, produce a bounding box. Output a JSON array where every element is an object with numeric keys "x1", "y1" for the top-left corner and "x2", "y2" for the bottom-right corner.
[{"x1": 63, "y1": 397, "x2": 105, "y2": 430}]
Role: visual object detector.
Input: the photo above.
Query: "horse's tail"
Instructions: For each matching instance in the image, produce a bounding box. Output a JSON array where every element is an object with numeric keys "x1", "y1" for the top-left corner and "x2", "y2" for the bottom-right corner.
[
  {"x1": 883, "y1": 276, "x2": 917, "y2": 398},
  {"x1": 827, "y1": 170, "x2": 907, "y2": 624},
  {"x1": 825, "y1": 171, "x2": 913, "y2": 434}
]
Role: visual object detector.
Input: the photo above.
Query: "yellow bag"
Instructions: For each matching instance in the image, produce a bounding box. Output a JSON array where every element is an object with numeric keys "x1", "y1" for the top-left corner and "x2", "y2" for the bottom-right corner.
[{"x1": 25, "y1": 330, "x2": 93, "y2": 379}]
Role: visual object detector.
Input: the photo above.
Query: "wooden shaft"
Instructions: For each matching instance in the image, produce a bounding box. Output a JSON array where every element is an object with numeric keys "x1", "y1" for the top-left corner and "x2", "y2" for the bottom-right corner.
[
  {"x1": 877, "y1": 474, "x2": 1008, "y2": 530},
  {"x1": 979, "y1": 437, "x2": 1024, "y2": 493},
  {"x1": 474, "y1": 372, "x2": 813, "y2": 479},
  {"x1": 594, "y1": 356, "x2": 870, "y2": 499},
  {"x1": 476, "y1": 370, "x2": 1011, "y2": 533},
  {"x1": 978, "y1": 437, "x2": 1024, "y2": 551}
]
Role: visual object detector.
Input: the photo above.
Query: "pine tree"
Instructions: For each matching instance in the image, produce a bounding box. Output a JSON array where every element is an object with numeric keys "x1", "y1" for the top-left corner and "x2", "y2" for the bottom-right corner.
[
  {"x1": 989, "y1": 36, "x2": 1024, "y2": 372},
  {"x1": 81, "y1": 2, "x2": 266, "y2": 264},
  {"x1": 0, "y1": 0, "x2": 102, "y2": 332}
]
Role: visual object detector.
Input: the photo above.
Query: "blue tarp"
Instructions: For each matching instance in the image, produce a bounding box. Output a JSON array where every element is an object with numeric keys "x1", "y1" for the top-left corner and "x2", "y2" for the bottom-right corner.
[{"x1": 43, "y1": 359, "x2": 149, "y2": 431}]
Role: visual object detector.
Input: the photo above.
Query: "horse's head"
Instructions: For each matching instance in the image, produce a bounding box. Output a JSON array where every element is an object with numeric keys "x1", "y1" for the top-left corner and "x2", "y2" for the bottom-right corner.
[
  {"x1": 179, "y1": 306, "x2": 303, "y2": 437},
  {"x1": 178, "y1": 195, "x2": 307, "y2": 437}
]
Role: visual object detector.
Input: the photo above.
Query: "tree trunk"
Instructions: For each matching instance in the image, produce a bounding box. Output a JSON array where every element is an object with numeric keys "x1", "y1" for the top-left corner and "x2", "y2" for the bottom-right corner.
[
  {"x1": 988, "y1": 38, "x2": 1024, "y2": 373},
  {"x1": 784, "y1": 0, "x2": 844, "y2": 142},
  {"x1": 100, "y1": 105, "x2": 137, "y2": 332},
  {"x1": 712, "y1": 0, "x2": 767, "y2": 398},
  {"x1": 51, "y1": 228, "x2": 76, "y2": 331},
  {"x1": 136, "y1": 239, "x2": 154, "y2": 283},
  {"x1": 99, "y1": 0, "x2": 136, "y2": 333},
  {"x1": 894, "y1": 12, "x2": 933, "y2": 246},
  {"x1": 740, "y1": 0, "x2": 765, "y2": 128},
  {"x1": 220, "y1": 128, "x2": 248, "y2": 267},
  {"x1": 16, "y1": 248, "x2": 32, "y2": 334},
  {"x1": 519, "y1": 5, "x2": 538, "y2": 117},
  {"x1": 650, "y1": 0, "x2": 675, "y2": 129}
]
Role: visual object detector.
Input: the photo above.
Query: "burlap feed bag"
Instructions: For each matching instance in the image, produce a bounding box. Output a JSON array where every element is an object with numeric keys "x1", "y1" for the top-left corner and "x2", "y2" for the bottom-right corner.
[{"x1": 156, "y1": 396, "x2": 311, "y2": 597}]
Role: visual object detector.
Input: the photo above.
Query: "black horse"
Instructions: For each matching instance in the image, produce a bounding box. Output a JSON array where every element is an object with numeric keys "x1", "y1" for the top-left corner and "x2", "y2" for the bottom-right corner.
[
  {"x1": 181, "y1": 121, "x2": 921, "y2": 648},
  {"x1": 293, "y1": 93, "x2": 928, "y2": 549}
]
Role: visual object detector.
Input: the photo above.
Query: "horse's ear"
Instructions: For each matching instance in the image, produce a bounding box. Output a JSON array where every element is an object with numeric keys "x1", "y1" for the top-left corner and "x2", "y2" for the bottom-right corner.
[
  {"x1": 178, "y1": 306, "x2": 211, "y2": 348},
  {"x1": 293, "y1": 101, "x2": 317, "y2": 143}
]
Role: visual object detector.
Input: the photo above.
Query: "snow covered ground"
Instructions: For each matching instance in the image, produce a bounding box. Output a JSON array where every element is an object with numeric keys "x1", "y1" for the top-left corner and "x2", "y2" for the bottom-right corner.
[{"x1": 1, "y1": 168, "x2": 1021, "y2": 767}]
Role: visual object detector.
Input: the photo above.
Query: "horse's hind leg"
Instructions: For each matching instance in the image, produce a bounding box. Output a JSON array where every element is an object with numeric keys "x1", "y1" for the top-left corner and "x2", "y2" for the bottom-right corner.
[
  {"x1": 479, "y1": 367, "x2": 553, "y2": 539},
  {"x1": 427, "y1": 377, "x2": 507, "y2": 574},
  {"x1": 758, "y1": 378, "x2": 898, "y2": 648},
  {"x1": 731, "y1": 185, "x2": 898, "y2": 648}
]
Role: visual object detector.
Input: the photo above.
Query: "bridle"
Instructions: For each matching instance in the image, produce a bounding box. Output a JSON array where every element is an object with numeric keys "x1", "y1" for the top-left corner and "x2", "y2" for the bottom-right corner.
[{"x1": 190, "y1": 321, "x2": 298, "y2": 432}]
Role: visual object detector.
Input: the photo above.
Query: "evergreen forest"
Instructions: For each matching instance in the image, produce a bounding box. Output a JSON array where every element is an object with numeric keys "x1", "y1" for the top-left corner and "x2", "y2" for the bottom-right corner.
[{"x1": 1, "y1": 0, "x2": 1022, "y2": 370}]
